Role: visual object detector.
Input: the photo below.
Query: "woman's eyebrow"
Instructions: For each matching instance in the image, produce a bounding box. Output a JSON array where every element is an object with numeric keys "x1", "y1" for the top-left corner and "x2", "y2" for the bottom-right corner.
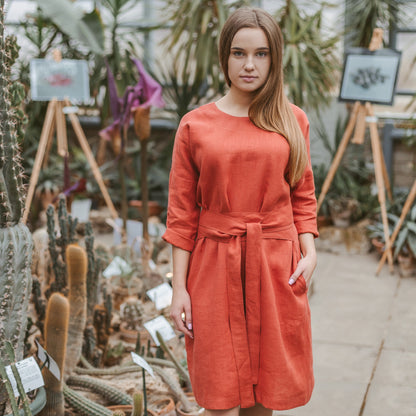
[{"x1": 230, "y1": 46, "x2": 269, "y2": 50}]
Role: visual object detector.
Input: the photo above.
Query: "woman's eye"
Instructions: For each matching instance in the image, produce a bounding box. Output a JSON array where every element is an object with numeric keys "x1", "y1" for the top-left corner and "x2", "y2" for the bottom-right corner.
[
  {"x1": 233, "y1": 51, "x2": 244, "y2": 57},
  {"x1": 257, "y1": 51, "x2": 268, "y2": 57}
]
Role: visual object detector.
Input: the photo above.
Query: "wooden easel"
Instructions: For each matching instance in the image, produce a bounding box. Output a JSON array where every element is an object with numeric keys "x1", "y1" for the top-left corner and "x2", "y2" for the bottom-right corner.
[
  {"x1": 316, "y1": 29, "x2": 395, "y2": 272},
  {"x1": 23, "y1": 97, "x2": 118, "y2": 223},
  {"x1": 376, "y1": 179, "x2": 416, "y2": 274}
]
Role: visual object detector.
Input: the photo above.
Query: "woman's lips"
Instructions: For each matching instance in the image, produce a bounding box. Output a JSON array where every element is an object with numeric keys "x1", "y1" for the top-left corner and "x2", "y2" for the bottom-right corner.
[{"x1": 240, "y1": 76, "x2": 257, "y2": 82}]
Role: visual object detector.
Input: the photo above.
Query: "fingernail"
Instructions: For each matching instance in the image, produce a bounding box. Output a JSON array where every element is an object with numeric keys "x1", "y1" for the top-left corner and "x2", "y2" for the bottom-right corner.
[
  {"x1": 187, "y1": 323, "x2": 192, "y2": 330},
  {"x1": 289, "y1": 278, "x2": 295, "y2": 285}
]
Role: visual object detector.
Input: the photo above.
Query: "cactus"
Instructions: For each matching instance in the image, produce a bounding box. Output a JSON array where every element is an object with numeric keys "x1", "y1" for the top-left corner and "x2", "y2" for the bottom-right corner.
[
  {"x1": 120, "y1": 298, "x2": 145, "y2": 330},
  {"x1": 85, "y1": 222, "x2": 99, "y2": 322},
  {"x1": 132, "y1": 391, "x2": 143, "y2": 416},
  {"x1": 63, "y1": 383, "x2": 113, "y2": 416},
  {"x1": 40, "y1": 293, "x2": 70, "y2": 416},
  {"x1": 65, "y1": 244, "x2": 88, "y2": 378},
  {"x1": 152, "y1": 366, "x2": 194, "y2": 413},
  {"x1": 0, "y1": 3, "x2": 33, "y2": 409},
  {"x1": 112, "y1": 411, "x2": 126, "y2": 416},
  {"x1": 156, "y1": 331, "x2": 190, "y2": 386},
  {"x1": 46, "y1": 195, "x2": 78, "y2": 295},
  {"x1": 67, "y1": 374, "x2": 132, "y2": 405}
]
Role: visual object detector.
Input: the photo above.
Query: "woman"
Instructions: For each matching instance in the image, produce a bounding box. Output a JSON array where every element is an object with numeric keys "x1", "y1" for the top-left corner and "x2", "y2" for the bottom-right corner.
[{"x1": 162, "y1": 7, "x2": 318, "y2": 416}]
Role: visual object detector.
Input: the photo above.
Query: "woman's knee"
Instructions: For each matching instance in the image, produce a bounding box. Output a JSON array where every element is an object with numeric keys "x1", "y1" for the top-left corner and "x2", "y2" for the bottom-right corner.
[
  {"x1": 204, "y1": 406, "x2": 240, "y2": 416},
  {"x1": 239, "y1": 403, "x2": 272, "y2": 416}
]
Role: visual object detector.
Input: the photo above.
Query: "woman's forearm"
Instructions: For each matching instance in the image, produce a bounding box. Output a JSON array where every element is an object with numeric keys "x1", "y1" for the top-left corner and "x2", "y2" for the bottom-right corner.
[
  {"x1": 172, "y1": 245, "x2": 191, "y2": 289},
  {"x1": 298, "y1": 233, "x2": 316, "y2": 258}
]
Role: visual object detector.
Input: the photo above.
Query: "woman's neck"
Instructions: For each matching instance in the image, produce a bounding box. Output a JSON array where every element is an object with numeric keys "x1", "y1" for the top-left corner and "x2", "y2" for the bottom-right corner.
[{"x1": 216, "y1": 88, "x2": 253, "y2": 117}]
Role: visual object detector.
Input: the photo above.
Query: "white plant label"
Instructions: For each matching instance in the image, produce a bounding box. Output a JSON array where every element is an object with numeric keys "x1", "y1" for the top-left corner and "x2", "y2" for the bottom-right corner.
[
  {"x1": 103, "y1": 256, "x2": 132, "y2": 279},
  {"x1": 5, "y1": 357, "x2": 44, "y2": 397},
  {"x1": 144, "y1": 315, "x2": 176, "y2": 346},
  {"x1": 130, "y1": 352, "x2": 155, "y2": 378},
  {"x1": 146, "y1": 283, "x2": 173, "y2": 310},
  {"x1": 35, "y1": 340, "x2": 61, "y2": 381}
]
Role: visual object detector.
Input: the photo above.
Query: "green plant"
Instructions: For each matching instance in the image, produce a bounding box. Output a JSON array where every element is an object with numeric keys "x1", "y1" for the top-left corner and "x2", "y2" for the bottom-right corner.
[
  {"x1": 120, "y1": 299, "x2": 145, "y2": 330},
  {"x1": 0, "y1": 0, "x2": 33, "y2": 373},
  {"x1": 345, "y1": 0, "x2": 405, "y2": 47},
  {"x1": 65, "y1": 244, "x2": 88, "y2": 378},
  {"x1": 389, "y1": 205, "x2": 416, "y2": 259},
  {"x1": 276, "y1": 1, "x2": 340, "y2": 110},
  {"x1": 313, "y1": 114, "x2": 379, "y2": 220},
  {"x1": 132, "y1": 391, "x2": 143, "y2": 416},
  {"x1": 155, "y1": 331, "x2": 190, "y2": 387},
  {"x1": 67, "y1": 375, "x2": 132, "y2": 405},
  {"x1": 41, "y1": 293, "x2": 70, "y2": 416},
  {"x1": 63, "y1": 384, "x2": 112, "y2": 416},
  {"x1": 46, "y1": 195, "x2": 78, "y2": 296}
]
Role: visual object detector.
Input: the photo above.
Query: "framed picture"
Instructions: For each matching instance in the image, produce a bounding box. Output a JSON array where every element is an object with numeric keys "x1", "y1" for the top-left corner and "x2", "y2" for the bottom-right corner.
[
  {"x1": 30, "y1": 59, "x2": 90, "y2": 103},
  {"x1": 339, "y1": 48, "x2": 402, "y2": 106}
]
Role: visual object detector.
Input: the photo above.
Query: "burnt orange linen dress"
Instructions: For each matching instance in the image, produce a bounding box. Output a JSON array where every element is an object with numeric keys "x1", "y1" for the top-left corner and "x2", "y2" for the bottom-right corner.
[{"x1": 162, "y1": 102, "x2": 318, "y2": 411}]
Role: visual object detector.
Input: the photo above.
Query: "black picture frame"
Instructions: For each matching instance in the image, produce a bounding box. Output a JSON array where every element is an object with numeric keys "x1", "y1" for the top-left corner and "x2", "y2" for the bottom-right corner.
[{"x1": 338, "y1": 48, "x2": 402, "y2": 106}]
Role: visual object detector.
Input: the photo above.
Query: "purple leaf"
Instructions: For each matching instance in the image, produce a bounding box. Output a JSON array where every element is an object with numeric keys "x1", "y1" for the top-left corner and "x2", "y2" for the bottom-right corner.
[{"x1": 131, "y1": 58, "x2": 165, "y2": 108}]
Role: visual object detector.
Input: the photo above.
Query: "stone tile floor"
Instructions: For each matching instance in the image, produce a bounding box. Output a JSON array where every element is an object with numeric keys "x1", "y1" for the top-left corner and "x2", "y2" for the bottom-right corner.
[{"x1": 274, "y1": 251, "x2": 416, "y2": 416}]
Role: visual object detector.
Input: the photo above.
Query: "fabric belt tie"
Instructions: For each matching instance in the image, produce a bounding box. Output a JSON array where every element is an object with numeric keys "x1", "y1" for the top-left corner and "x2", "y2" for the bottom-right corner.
[{"x1": 197, "y1": 209, "x2": 297, "y2": 398}]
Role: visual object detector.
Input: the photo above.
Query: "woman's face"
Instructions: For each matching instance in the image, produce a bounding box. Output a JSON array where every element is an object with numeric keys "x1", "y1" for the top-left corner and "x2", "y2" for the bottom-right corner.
[{"x1": 227, "y1": 27, "x2": 271, "y2": 95}]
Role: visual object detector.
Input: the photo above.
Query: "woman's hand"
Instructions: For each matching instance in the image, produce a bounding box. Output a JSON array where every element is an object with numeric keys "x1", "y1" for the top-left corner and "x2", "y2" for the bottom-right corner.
[
  {"x1": 289, "y1": 253, "x2": 317, "y2": 288},
  {"x1": 170, "y1": 287, "x2": 194, "y2": 339},
  {"x1": 289, "y1": 232, "x2": 317, "y2": 288}
]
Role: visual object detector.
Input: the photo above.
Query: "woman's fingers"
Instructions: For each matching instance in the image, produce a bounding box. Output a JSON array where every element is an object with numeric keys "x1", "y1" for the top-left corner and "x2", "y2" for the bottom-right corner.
[{"x1": 170, "y1": 293, "x2": 194, "y2": 338}]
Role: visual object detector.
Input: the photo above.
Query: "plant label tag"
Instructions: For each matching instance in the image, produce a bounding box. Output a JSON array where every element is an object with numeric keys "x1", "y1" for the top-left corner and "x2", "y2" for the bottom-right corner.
[
  {"x1": 130, "y1": 352, "x2": 155, "y2": 378},
  {"x1": 149, "y1": 259, "x2": 157, "y2": 271},
  {"x1": 144, "y1": 316, "x2": 176, "y2": 346},
  {"x1": 5, "y1": 357, "x2": 44, "y2": 397},
  {"x1": 71, "y1": 199, "x2": 92, "y2": 223},
  {"x1": 146, "y1": 283, "x2": 173, "y2": 310},
  {"x1": 35, "y1": 340, "x2": 61, "y2": 381},
  {"x1": 103, "y1": 256, "x2": 132, "y2": 279}
]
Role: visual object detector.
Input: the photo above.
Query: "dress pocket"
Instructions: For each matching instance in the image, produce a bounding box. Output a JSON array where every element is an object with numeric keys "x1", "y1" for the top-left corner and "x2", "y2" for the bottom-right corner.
[{"x1": 291, "y1": 274, "x2": 307, "y2": 296}]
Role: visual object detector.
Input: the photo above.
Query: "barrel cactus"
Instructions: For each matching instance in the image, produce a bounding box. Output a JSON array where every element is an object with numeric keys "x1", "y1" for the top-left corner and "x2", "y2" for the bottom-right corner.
[{"x1": 0, "y1": 0, "x2": 33, "y2": 367}]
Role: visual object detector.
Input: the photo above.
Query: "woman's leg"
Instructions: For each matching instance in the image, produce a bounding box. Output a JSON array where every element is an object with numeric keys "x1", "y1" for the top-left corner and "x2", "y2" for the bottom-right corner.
[
  {"x1": 204, "y1": 406, "x2": 240, "y2": 416},
  {"x1": 239, "y1": 403, "x2": 272, "y2": 416}
]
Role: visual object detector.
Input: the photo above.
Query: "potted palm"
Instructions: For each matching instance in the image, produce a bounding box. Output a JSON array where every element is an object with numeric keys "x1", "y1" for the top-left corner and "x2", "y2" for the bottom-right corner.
[{"x1": 390, "y1": 206, "x2": 416, "y2": 277}]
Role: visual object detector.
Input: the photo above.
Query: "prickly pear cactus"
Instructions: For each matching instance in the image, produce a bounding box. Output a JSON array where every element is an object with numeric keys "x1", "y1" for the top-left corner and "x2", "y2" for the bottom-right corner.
[{"x1": 0, "y1": 0, "x2": 33, "y2": 366}]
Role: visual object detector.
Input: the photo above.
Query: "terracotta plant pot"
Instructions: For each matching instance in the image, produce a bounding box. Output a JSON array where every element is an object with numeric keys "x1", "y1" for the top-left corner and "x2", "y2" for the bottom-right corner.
[
  {"x1": 107, "y1": 404, "x2": 157, "y2": 416},
  {"x1": 119, "y1": 323, "x2": 152, "y2": 346},
  {"x1": 371, "y1": 238, "x2": 385, "y2": 256},
  {"x1": 397, "y1": 254, "x2": 416, "y2": 277},
  {"x1": 151, "y1": 397, "x2": 176, "y2": 416},
  {"x1": 175, "y1": 397, "x2": 204, "y2": 416},
  {"x1": 129, "y1": 200, "x2": 164, "y2": 217}
]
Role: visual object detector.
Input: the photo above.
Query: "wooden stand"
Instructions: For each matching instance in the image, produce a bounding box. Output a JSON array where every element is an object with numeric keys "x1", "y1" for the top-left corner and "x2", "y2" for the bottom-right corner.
[
  {"x1": 316, "y1": 101, "x2": 394, "y2": 271},
  {"x1": 23, "y1": 98, "x2": 118, "y2": 223},
  {"x1": 316, "y1": 29, "x2": 395, "y2": 272},
  {"x1": 376, "y1": 179, "x2": 416, "y2": 274}
]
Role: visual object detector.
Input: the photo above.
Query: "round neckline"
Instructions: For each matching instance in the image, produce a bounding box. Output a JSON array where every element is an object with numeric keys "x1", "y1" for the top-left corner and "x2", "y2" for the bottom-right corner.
[{"x1": 212, "y1": 102, "x2": 250, "y2": 119}]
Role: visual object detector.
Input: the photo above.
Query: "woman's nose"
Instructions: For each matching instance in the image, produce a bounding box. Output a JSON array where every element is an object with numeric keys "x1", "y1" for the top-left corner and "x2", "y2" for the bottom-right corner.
[{"x1": 244, "y1": 59, "x2": 254, "y2": 71}]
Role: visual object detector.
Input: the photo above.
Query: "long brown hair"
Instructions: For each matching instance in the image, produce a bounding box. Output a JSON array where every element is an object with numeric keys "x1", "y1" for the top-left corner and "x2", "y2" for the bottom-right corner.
[{"x1": 219, "y1": 7, "x2": 308, "y2": 186}]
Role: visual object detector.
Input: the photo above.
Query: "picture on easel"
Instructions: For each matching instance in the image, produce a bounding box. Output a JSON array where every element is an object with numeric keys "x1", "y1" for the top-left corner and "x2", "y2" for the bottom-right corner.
[
  {"x1": 30, "y1": 58, "x2": 90, "y2": 103},
  {"x1": 23, "y1": 56, "x2": 118, "y2": 224},
  {"x1": 339, "y1": 48, "x2": 401, "y2": 106}
]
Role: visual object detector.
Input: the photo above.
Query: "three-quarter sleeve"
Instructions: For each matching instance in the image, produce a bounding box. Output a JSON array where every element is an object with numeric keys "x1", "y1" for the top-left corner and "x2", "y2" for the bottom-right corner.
[
  {"x1": 290, "y1": 108, "x2": 319, "y2": 238},
  {"x1": 162, "y1": 120, "x2": 201, "y2": 252}
]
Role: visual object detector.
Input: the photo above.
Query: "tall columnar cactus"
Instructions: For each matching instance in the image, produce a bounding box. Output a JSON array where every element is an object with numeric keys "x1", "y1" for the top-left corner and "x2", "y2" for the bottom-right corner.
[
  {"x1": 65, "y1": 244, "x2": 88, "y2": 378},
  {"x1": 0, "y1": 0, "x2": 33, "y2": 370},
  {"x1": 46, "y1": 195, "x2": 78, "y2": 295},
  {"x1": 40, "y1": 293, "x2": 70, "y2": 416}
]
